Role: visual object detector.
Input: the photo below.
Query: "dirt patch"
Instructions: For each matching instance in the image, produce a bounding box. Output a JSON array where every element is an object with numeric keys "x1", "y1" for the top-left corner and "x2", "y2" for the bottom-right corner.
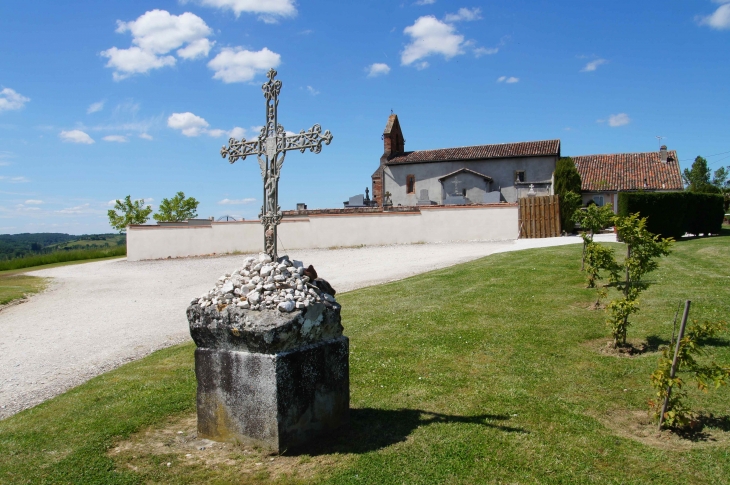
[
  {"x1": 593, "y1": 409, "x2": 730, "y2": 451},
  {"x1": 108, "y1": 413, "x2": 349, "y2": 482},
  {"x1": 583, "y1": 338, "x2": 663, "y2": 358}
]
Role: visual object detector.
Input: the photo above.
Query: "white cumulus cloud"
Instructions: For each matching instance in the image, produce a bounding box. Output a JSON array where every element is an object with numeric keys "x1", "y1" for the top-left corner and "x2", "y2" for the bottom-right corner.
[
  {"x1": 414, "y1": 0, "x2": 436, "y2": 4},
  {"x1": 207, "y1": 47, "x2": 281, "y2": 83},
  {"x1": 444, "y1": 7, "x2": 482, "y2": 22},
  {"x1": 306, "y1": 86, "x2": 319, "y2": 96},
  {"x1": 191, "y1": 0, "x2": 297, "y2": 22},
  {"x1": 87, "y1": 101, "x2": 105, "y2": 114},
  {"x1": 581, "y1": 58, "x2": 608, "y2": 72},
  {"x1": 59, "y1": 130, "x2": 95, "y2": 144},
  {"x1": 497, "y1": 76, "x2": 519, "y2": 83},
  {"x1": 401, "y1": 16, "x2": 465, "y2": 66},
  {"x1": 608, "y1": 113, "x2": 630, "y2": 127},
  {"x1": 367, "y1": 63, "x2": 391, "y2": 77},
  {"x1": 139, "y1": 133, "x2": 153, "y2": 140},
  {"x1": 168, "y1": 112, "x2": 245, "y2": 139},
  {"x1": 167, "y1": 112, "x2": 209, "y2": 137},
  {"x1": 0, "y1": 88, "x2": 30, "y2": 112},
  {"x1": 25, "y1": 199, "x2": 43, "y2": 205},
  {"x1": 103, "y1": 135, "x2": 128, "y2": 142},
  {"x1": 101, "y1": 10, "x2": 214, "y2": 80},
  {"x1": 218, "y1": 198, "x2": 256, "y2": 205},
  {"x1": 101, "y1": 47, "x2": 176, "y2": 81},
  {"x1": 698, "y1": 1, "x2": 730, "y2": 29}
]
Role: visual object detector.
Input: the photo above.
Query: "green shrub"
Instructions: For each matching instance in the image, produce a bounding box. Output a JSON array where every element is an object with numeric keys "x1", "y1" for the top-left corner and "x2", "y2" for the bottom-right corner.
[{"x1": 617, "y1": 192, "x2": 724, "y2": 238}]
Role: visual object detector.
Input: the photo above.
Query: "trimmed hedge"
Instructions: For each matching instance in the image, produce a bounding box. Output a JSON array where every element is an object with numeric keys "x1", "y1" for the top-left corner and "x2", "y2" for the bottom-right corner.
[{"x1": 617, "y1": 192, "x2": 725, "y2": 238}]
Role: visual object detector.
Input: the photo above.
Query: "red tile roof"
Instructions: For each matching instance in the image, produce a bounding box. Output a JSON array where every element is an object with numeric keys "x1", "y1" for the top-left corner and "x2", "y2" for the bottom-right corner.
[
  {"x1": 386, "y1": 139, "x2": 560, "y2": 165},
  {"x1": 573, "y1": 151, "x2": 683, "y2": 192}
]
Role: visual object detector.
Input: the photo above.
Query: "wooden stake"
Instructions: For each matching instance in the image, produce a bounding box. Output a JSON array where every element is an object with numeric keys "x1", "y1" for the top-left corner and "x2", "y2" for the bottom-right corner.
[{"x1": 658, "y1": 300, "x2": 691, "y2": 431}]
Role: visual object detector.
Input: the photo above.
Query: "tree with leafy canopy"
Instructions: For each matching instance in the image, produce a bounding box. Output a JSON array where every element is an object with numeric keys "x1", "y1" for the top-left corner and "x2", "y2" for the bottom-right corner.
[
  {"x1": 711, "y1": 166, "x2": 730, "y2": 211},
  {"x1": 107, "y1": 196, "x2": 153, "y2": 233},
  {"x1": 153, "y1": 191, "x2": 199, "y2": 222},
  {"x1": 683, "y1": 156, "x2": 721, "y2": 194},
  {"x1": 554, "y1": 157, "x2": 583, "y2": 232}
]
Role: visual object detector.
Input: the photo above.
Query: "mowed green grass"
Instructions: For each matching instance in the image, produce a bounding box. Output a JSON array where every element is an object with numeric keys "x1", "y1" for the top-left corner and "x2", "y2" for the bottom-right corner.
[
  {"x1": 0, "y1": 232, "x2": 728, "y2": 484},
  {"x1": 0, "y1": 274, "x2": 47, "y2": 305},
  {"x1": 0, "y1": 246, "x2": 126, "y2": 272}
]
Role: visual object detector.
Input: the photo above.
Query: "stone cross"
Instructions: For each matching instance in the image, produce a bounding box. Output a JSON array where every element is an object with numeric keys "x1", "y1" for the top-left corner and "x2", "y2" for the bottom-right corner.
[
  {"x1": 220, "y1": 69, "x2": 333, "y2": 260},
  {"x1": 452, "y1": 176, "x2": 462, "y2": 196}
]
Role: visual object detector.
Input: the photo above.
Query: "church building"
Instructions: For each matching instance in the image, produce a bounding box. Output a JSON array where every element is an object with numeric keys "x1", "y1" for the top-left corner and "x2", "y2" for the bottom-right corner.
[{"x1": 371, "y1": 114, "x2": 561, "y2": 206}]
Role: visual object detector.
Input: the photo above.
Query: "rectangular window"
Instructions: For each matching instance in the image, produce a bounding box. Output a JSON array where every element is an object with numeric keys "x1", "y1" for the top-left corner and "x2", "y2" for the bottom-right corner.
[
  {"x1": 406, "y1": 174, "x2": 416, "y2": 194},
  {"x1": 515, "y1": 170, "x2": 525, "y2": 183},
  {"x1": 593, "y1": 195, "x2": 604, "y2": 207}
]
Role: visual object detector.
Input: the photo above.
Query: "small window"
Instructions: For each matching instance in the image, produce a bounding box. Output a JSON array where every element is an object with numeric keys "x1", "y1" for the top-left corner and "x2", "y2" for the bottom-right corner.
[
  {"x1": 462, "y1": 188, "x2": 467, "y2": 197},
  {"x1": 515, "y1": 170, "x2": 525, "y2": 183},
  {"x1": 406, "y1": 174, "x2": 416, "y2": 194},
  {"x1": 593, "y1": 195, "x2": 604, "y2": 207}
]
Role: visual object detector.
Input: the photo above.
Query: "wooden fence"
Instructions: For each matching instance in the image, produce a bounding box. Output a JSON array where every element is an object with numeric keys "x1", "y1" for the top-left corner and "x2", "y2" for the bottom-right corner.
[{"x1": 518, "y1": 195, "x2": 561, "y2": 238}]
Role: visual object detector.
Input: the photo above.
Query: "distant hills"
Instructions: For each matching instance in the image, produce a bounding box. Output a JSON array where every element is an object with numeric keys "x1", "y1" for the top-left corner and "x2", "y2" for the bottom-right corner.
[{"x1": 0, "y1": 233, "x2": 125, "y2": 261}]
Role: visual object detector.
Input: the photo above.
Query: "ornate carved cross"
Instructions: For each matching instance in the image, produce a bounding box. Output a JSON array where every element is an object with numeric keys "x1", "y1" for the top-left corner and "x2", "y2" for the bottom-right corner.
[{"x1": 220, "y1": 69, "x2": 333, "y2": 260}]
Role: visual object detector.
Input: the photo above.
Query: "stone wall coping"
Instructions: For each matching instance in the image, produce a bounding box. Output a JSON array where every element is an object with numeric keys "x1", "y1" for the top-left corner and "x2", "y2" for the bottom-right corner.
[{"x1": 127, "y1": 203, "x2": 518, "y2": 230}]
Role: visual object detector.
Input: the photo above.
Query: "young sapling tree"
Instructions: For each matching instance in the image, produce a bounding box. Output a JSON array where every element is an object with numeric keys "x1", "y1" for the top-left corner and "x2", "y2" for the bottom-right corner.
[
  {"x1": 607, "y1": 213, "x2": 673, "y2": 347},
  {"x1": 650, "y1": 319, "x2": 730, "y2": 430},
  {"x1": 573, "y1": 203, "x2": 615, "y2": 270}
]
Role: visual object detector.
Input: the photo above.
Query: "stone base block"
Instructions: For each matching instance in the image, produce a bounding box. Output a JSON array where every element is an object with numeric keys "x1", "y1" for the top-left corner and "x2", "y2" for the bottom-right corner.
[{"x1": 195, "y1": 336, "x2": 349, "y2": 452}]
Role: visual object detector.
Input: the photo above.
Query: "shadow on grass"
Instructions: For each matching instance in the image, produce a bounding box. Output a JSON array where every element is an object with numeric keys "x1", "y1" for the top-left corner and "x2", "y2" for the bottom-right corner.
[
  {"x1": 698, "y1": 337, "x2": 730, "y2": 348},
  {"x1": 673, "y1": 415, "x2": 730, "y2": 442},
  {"x1": 285, "y1": 408, "x2": 527, "y2": 456},
  {"x1": 645, "y1": 335, "x2": 671, "y2": 352}
]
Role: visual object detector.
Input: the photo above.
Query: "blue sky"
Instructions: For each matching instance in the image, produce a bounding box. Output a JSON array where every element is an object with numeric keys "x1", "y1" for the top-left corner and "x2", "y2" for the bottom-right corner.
[{"x1": 1, "y1": 0, "x2": 729, "y2": 235}]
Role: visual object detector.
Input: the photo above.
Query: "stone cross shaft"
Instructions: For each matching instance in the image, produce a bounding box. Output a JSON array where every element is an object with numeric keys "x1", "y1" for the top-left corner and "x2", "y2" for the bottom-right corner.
[
  {"x1": 220, "y1": 69, "x2": 333, "y2": 260},
  {"x1": 452, "y1": 176, "x2": 462, "y2": 196}
]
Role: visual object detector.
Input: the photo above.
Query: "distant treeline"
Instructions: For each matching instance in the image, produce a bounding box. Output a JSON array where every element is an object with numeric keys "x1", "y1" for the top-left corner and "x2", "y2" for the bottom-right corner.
[
  {"x1": 0, "y1": 246, "x2": 127, "y2": 271},
  {"x1": 0, "y1": 233, "x2": 124, "y2": 260}
]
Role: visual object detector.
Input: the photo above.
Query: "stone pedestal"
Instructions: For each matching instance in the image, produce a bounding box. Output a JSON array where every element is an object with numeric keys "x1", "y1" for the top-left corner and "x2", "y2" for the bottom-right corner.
[{"x1": 188, "y1": 301, "x2": 349, "y2": 452}]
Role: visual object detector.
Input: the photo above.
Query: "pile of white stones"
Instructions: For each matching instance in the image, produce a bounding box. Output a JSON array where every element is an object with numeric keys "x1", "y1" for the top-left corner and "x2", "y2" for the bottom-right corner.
[{"x1": 195, "y1": 253, "x2": 335, "y2": 313}]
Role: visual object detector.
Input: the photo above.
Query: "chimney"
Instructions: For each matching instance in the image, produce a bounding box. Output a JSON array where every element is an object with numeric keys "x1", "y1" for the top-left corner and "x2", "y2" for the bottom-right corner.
[{"x1": 660, "y1": 145, "x2": 668, "y2": 163}]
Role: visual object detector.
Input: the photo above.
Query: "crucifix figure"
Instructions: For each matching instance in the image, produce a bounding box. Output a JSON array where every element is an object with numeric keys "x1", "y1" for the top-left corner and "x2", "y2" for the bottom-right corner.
[{"x1": 220, "y1": 69, "x2": 333, "y2": 260}]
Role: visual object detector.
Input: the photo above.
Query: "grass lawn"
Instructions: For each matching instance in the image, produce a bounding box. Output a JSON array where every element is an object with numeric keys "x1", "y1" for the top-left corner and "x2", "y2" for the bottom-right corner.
[
  {"x1": 0, "y1": 255, "x2": 126, "y2": 306},
  {"x1": 0, "y1": 274, "x2": 48, "y2": 306},
  {"x1": 0, "y1": 246, "x2": 126, "y2": 272},
  {"x1": 0, "y1": 231, "x2": 728, "y2": 484}
]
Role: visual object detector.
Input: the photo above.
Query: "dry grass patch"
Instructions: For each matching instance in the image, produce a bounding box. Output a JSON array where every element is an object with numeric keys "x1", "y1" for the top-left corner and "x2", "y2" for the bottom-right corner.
[
  {"x1": 593, "y1": 409, "x2": 730, "y2": 451},
  {"x1": 109, "y1": 413, "x2": 348, "y2": 484}
]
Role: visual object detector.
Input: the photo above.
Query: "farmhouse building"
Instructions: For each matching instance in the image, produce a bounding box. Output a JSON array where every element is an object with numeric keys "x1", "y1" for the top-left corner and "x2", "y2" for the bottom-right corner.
[
  {"x1": 371, "y1": 114, "x2": 561, "y2": 206},
  {"x1": 573, "y1": 146, "x2": 684, "y2": 210}
]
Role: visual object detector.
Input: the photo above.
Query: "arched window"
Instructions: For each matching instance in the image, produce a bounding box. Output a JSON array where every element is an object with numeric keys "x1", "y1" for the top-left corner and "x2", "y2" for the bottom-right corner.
[{"x1": 406, "y1": 174, "x2": 415, "y2": 194}]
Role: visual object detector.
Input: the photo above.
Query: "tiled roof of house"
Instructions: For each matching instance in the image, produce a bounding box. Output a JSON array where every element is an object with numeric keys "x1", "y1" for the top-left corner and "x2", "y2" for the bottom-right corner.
[
  {"x1": 573, "y1": 151, "x2": 683, "y2": 192},
  {"x1": 386, "y1": 139, "x2": 560, "y2": 165}
]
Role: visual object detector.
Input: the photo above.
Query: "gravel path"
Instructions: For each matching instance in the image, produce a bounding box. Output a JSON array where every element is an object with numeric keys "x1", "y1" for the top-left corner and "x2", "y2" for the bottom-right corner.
[{"x1": 0, "y1": 235, "x2": 615, "y2": 419}]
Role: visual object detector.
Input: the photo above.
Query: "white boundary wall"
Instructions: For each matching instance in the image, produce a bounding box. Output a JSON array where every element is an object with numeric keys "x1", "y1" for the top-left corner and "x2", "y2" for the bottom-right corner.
[{"x1": 126, "y1": 205, "x2": 518, "y2": 261}]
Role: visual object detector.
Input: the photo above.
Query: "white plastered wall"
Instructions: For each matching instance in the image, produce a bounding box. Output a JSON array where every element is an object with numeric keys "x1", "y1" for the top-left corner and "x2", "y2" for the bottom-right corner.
[{"x1": 126, "y1": 205, "x2": 518, "y2": 261}]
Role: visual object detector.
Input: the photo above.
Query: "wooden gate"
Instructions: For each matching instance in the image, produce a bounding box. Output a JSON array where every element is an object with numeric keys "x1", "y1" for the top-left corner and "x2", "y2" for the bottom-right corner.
[{"x1": 519, "y1": 195, "x2": 561, "y2": 238}]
